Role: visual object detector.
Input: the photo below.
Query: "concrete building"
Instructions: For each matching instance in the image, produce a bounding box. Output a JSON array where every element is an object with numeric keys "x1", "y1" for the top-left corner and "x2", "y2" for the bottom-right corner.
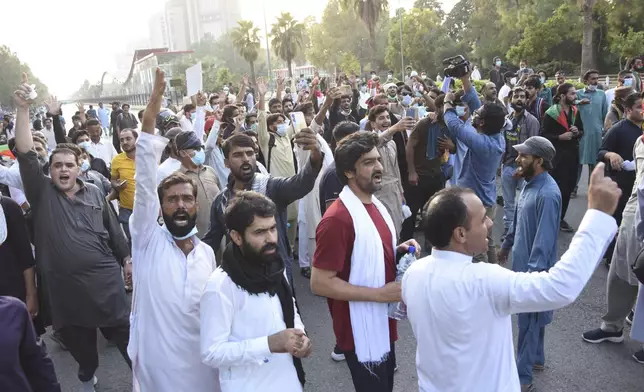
[{"x1": 148, "y1": 0, "x2": 242, "y2": 51}]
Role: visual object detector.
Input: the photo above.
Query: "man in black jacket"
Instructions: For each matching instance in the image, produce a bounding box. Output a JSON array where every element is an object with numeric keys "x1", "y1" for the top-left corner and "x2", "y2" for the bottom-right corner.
[{"x1": 203, "y1": 131, "x2": 323, "y2": 284}]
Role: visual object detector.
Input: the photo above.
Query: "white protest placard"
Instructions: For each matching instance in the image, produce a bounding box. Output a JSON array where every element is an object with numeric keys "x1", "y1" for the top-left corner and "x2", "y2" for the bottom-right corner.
[{"x1": 185, "y1": 62, "x2": 203, "y2": 97}]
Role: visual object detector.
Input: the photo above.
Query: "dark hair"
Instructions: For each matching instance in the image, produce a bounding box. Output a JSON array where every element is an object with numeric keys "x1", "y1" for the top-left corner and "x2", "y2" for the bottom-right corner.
[
  {"x1": 332, "y1": 121, "x2": 360, "y2": 142},
  {"x1": 368, "y1": 104, "x2": 389, "y2": 122},
  {"x1": 222, "y1": 104, "x2": 238, "y2": 123},
  {"x1": 245, "y1": 112, "x2": 258, "y2": 124},
  {"x1": 511, "y1": 86, "x2": 527, "y2": 100},
  {"x1": 282, "y1": 96, "x2": 294, "y2": 106},
  {"x1": 225, "y1": 191, "x2": 277, "y2": 235},
  {"x1": 583, "y1": 69, "x2": 599, "y2": 82},
  {"x1": 138, "y1": 110, "x2": 145, "y2": 120},
  {"x1": 554, "y1": 83, "x2": 575, "y2": 104},
  {"x1": 334, "y1": 131, "x2": 380, "y2": 185},
  {"x1": 86, "y1": 119, "x2": 100, "y2": 128},
  {"x1": 397, "y1": 85, "x2": 412, "y2": 94},
  {"x1": 424, "y1": 187, "x2": 473, "y2": 249},
  {"x1": 503, "y1": 71, "x2": 515, "y2": 81},
  {"x1": 625, "y1": 92, "x2": 643, "y2": 111},
  {"x1": 536, "y1": 70, "x2": 548, "y2": 79},
  {"x1": 268, "y1": 98, "x2": 282, "y2": 110},
  {"x1": 523, "y1": 75, "x2": 542, "y2": 89},
  {"x1": 72, "y1": 130, "x2": 90, "y2": 144},
  {"x1": 49, "y1": 143, "x2": 81, "y2": 166},
  {"x1": 266, "y1": 113, "x2": 286, "y2": 128},
  {"x1": 157, "y1": 172, "x2": 197, "y2": 203},
  {"x1": 122, "y1": 104, "x2": 130, "y2": 109},
  {"x1": 223, "y1": 133, "x2": 255, "y2": 158},
  {"x1": 119, "y1": 129, "x2": 139, "y2": 139},
  {"x1": 294, "y1": 102, "x2": 314, "y2": 114},
  {"x1": 183, "y1": 104, "x2": 196, "y2": 113},
  {"x1": 618, "y1": 70, "x2": 634, "y2": 79},
  {"x1": 209, "y1": 95, "x2": 219, "y2": 103},
  {"x1": 72, "y1": 115, "x2": 81, "y2": 122},
  {"x1": 479, "y1": 103, "x2": 506, "y2": 135}
]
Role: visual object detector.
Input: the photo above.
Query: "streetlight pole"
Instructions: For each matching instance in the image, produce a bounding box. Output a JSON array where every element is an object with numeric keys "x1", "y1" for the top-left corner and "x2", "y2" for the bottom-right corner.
[
  {"x1": 263, "y1": 0, "x2": 273, "y2": 86},
  {"x1": 398, "y1": 5, "x2": 404, "y2": 81}
]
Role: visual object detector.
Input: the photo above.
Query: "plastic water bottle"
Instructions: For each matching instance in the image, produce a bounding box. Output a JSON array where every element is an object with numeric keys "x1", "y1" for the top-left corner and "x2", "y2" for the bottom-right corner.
[{"x1": 388, "y1": 246, "x2": 417, "y2": 320}]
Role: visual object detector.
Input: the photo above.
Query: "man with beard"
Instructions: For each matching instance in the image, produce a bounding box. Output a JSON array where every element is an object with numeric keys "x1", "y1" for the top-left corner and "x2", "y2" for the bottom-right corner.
[
  {"x1": 201, "y1": 191, "x2": 310, "y2": 391},
  {"x1": 203, "y1": 129, "x2": 323, "y2": 284},
  {"x1": 116, "y1": 104, "x2": 138, "y2": 137},
  {"x1": 127, "y1": 68, "x2": 220, "y2": 392},
  {"x1": 329, "y1": 77, "x2": 360, "y2": 130},
  {"x1": 283, "y1": 96, "x2": 295, "y2": 116},
  {"x1": 111, "y1": 129, "x2": 137, "y2": 240},
  {"x1": 500, "y1": 87, "x2": 540, "y2": 240},
  {"x1": 541, "y1": 83, "x2": 584, "y2": 232},
  {"x1": 13, "y1": 73, "x2": 131, "y2": 392},
  {"x1": 550, "y1": 71, "x2": 567, "y2": 99},
  {"x1": 523, "y1": 76, "x2": 548, "y2": 124},
  {"x1": 312, "y1": 131, "x2": 419, "y2": 391},
  {"x1": 498, "y1": 137, "x2": 561, "y2": 392}
]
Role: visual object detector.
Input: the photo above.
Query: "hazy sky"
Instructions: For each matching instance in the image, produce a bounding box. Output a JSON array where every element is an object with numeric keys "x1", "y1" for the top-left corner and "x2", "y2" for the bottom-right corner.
[{"x1": 0, "y1": 0, "x2": 457, "y2": 98}]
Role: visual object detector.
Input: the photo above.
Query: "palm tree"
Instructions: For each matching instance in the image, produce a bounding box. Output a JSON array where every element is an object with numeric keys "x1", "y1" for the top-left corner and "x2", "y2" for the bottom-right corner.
[
  {"x1": 270, "y1": 12, "x2": 307, "y2": 79},
  {"x1": 230, "y1": 20, "x2": 261, "y2": 86},
  {"x1": 341, "y1": 0, "x2": 388, "y2": 53}
]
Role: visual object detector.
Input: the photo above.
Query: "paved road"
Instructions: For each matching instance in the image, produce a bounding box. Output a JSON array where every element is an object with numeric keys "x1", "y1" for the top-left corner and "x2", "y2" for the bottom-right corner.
[{"x1": 47, "y1": 167, "x2": 644, "y2": 391}]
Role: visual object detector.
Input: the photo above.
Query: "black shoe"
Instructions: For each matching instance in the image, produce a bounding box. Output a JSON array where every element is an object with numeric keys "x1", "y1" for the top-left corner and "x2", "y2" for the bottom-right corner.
[
  {"x1": 627, "y1": 310, "x2": 634, "y2": 326},
  {"x1": 604, "y1": 258, "x2": 611, "y2": 269},
  {"x1": 497, "y1": 195, "x2": 504, "y2": 207},
  {"x1": 633, "y1": 349, "x2": 644, "y2": 364},
  {"x1": 560, "y1": 220, "x2": 574, "y2": 232},
  {"x1": 571, "y1": 187, "x2": 578, "y2": 199},
  {"x1": 300, "y1": 267, "x2": 311, "y2": 279},
  {"x1": 582, "y1": 328, "x2": 624, "y2": 344},
  {"x1": 49, "y1": 330, "x2": 68, "y2": 351}
]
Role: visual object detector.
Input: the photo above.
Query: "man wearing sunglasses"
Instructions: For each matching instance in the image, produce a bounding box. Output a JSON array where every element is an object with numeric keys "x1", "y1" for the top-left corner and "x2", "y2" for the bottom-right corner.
[{"x1": 174, "y1": 131, "x2": 221, "y2": 239}]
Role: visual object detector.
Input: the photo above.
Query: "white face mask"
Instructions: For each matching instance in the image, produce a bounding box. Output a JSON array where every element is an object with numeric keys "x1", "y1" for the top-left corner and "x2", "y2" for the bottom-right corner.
[
  {"x1": 275, "y1": 123, "x2": 289, "y2": 137},
  {"x1": 587, "y1": 84, "x2": 597, "y2": 91}
]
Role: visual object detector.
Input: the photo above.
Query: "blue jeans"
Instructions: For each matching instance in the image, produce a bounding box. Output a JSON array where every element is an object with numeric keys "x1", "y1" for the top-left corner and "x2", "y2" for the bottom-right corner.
[
  {"x1": 501, "y1": 164, "x2": 525, "y2": 234},
  {"x1": 118, "y1": 207, "x2": 132, "y2": 241},
  {"x1": 517, "y1": 314, "x2": 545, "y2": 385}
]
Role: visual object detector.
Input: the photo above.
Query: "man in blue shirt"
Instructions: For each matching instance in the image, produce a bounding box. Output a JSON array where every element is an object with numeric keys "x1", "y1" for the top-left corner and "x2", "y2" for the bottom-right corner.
[
  {"x1": 498, "y1": 136, "x2": 561, "y2": 392},
  {"x1": 443, "y1": 73, "x2": 506, "y2": 263}
]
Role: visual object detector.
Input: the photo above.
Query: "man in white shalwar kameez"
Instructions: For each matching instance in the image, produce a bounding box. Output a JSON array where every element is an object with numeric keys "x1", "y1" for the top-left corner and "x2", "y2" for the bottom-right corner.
[{"x1": 127, "y1": 69, "x2": 220, "y2": 392}]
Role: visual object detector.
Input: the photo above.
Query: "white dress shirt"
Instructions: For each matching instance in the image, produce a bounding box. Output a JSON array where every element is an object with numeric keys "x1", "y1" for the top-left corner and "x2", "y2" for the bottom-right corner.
[
  {"x1": 41, "y1": 127, "x2": 57, "y2": 150},
  {"x1": 201, "y1": 268, "x2": 304, "y2": 392},
  {"x1": 91, "y1": 140, "x2": 117, "y2": 167},
  {"x1": 402, "y1": 209, "x2": 617, "y2": 392},
  {"x1": 180, "y1": 115, "x2": 194, "y2": 133},
  {"x1": 128, "y1": 131, "x2": 220, "y2": 392},
  {"x1": 157, "y1": 157, "x2": 182, "y2": 186}
]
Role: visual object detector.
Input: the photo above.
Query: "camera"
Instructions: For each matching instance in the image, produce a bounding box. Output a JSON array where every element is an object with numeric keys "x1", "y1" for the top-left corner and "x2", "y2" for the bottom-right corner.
[{"x1": 443, "y1": 55, "x2": 471, "y2": 78}]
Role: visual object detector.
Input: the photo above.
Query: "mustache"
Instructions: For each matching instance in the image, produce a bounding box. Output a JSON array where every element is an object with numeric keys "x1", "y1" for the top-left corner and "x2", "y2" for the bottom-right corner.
[
  {"x1": 261, "y1": 243, "x2": 278, "y2": 253},
  {"x1": 172, "y1": 210, "x2": 190, "y2": 220},
  {"x1": 371, "y1": 171, "x2": 383, "y2": 178}
]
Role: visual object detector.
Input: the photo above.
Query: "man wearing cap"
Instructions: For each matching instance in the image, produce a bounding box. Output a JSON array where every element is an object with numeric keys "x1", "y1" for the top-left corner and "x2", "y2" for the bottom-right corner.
[
  {"x1": 498, "y1": 136, "x2": 561, "y2": 392},
  {"x1": 174, "y1": 131, "x2": 220, "y2": 239}
]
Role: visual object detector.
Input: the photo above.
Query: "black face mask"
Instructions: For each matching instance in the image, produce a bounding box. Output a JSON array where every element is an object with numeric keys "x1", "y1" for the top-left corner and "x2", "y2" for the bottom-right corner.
[{"x1": 163, "y1": 210, "x2": 197, "y2": 238}]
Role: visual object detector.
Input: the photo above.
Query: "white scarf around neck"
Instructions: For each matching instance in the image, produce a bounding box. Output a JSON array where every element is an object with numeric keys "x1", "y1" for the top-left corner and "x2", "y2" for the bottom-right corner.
[{"x1": 339, "y1": 185, "x2": 397, "y2": 365}]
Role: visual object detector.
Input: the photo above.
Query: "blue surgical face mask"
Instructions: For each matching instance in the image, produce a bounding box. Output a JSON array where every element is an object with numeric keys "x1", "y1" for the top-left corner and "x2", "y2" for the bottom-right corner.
[
  {"x1": 402, "y1": 95, "x2": 413, "y2": 106},
  {"x1": 78, "y1": 141, "x2": 91, "y2": 150},
  {"x1": 191, "y1": 148, "x2": 205, "y2": 166},
  {"x1": 275, "y1": 123, "x2": 289, "y2": 137},
  {"x1": 624, "y1": 78, "x2": 634, "y2": 87},
  {"x1": 455, "y1": 105, "x2": 466, "y2": 117},
  {"x1": 80, "y1": 160, "x2": 90, "y2": 172},
  {"x1": 162, "y1": 224, "x2": 198, "y2": 240},
  {"x1": 540, "y1": 77, "x2": 546, "y2": 85},
  {"x1": 495, "y1": 60, "x2": 502, "y2": 67}
]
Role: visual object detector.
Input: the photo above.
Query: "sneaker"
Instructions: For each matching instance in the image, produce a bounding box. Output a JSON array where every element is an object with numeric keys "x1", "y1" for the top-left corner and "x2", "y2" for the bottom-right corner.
[
  {"x1": 560, "y1": 220, "x2": 574, "y2": 233},
  {"x1": 79, "y1": 376, "x2": 97, "y2": 392},
  {"x1": 533, "y1": 364, "x2": 545, "y2": 371},
  {"x1": 633, "y1": 349, "x2": 644, "y2": 364},
  {"x1": 50, "y1": 330, "x2": 68, "y2": 351},
  {"x1": 521, "y1": 384, "x2": 536, "y2": 392},
  {"x1": 300, "y1": 267, "x2": 311, "y2": 279},
  {"x1": 582, "y1": 328, "x2": 624, "y2": 344},
  {"x1": 394, "y1": 365, "x2": 399, "y2": 373},
  {"x1": 331, "y1": 345, "x2": 345, "y2": 362},
  {"x1": 627, "y1": 310, "x2": 634, "y2": 326}
]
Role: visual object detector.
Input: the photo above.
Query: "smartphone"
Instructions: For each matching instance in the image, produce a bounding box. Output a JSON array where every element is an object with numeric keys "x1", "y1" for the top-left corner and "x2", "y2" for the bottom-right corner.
[
  {"x1": 290, "y1": 112, "x2": 307, "y2": 134},
  {"x1": 405, "y1": 107, "x2": 418, "y2": 120},
  {"x1": 117, "y1": 180, "x2": 127, "y2": 187}
]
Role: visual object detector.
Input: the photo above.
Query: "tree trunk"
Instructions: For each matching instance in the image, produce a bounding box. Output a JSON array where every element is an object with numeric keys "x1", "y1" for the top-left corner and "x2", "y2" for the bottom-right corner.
[
  {"x1": 249, "y1": 61, "x2": 257, "y2": 91},
  {"x1": 287, "y1": 58, "x2": 294, "y2": 80},
  {"x1": 580, "y1": 0, "x2": 597, "y2": 75}
]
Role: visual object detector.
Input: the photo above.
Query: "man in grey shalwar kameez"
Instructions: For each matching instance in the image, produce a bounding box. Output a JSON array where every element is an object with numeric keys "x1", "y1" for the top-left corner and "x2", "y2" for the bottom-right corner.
[
  {"x1": 498, "y1": 136, "x2": 561, "y2": 392},
  {"x1": 12, "y1": 74, "x2": 132, "y2": 392}
]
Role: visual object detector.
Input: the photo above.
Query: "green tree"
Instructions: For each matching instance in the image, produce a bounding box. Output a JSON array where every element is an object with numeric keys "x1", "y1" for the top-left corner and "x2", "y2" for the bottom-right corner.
[
  {"x1": 270, "y1": 12, "x2": 307, "y2": 79},
  {"x1": 340, "y1": 0, "x2": 389, "y2": 56},
  {"x1": 611, "y1": 28, "x2": 644, "y2": 61},
  {"x1": 0, "y1": 46, "x2": 49, "y2": 106},
  {"x1": 339, "y1": 53, "x2": 362, "y2": 75},
  {"x1": 413, "y1": 0, "x2": 444, "y2": 19},
  {"x1": 230, "y1": 20, "x2": 261, "y2": 86},
  {"x1": 385, "y1": 8, "x2": 457, "y2": 75}
]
